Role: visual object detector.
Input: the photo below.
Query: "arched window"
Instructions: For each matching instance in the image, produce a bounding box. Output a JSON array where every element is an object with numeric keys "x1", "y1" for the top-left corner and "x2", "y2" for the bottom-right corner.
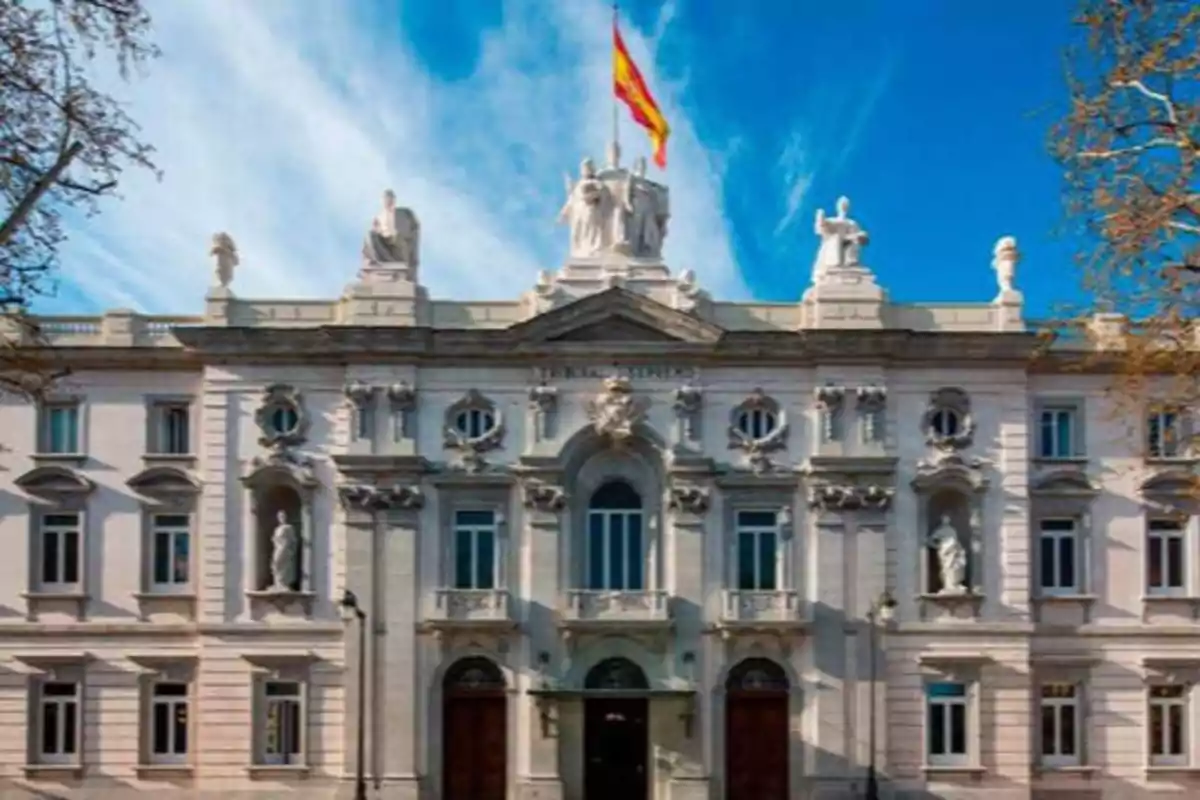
[
  {"x1": 584, "y1": 657, "x2": 649, "y2": 691},
  {"x1": 586, "y1": 481, "x2": 644, "y2": 590},
  {"x1": 726, "y1": 658, "x2": 789, "y2": 693}
]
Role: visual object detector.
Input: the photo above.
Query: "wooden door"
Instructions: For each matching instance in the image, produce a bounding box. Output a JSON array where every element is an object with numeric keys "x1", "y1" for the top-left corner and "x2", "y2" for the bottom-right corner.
[
  {"x1": 584, "y1": 697, "x2": 648, "y2": 800},
  {"x1": 726, "y1": 692, "x2": 789, "y2": 800},
  {"x1": 443, "y1": 658, "x2": 507, "y2": 800}
]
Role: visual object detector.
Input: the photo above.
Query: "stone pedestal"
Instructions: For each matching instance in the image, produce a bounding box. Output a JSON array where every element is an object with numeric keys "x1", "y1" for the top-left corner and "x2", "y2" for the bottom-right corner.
[
  {"x1": 342, "y1": 263, "x2": 424, "y2": 326},
  {"x1": 204, "y1": 286, "x2": 233, "y2": 325},
  {"x1": 992, "y1": 288, "x2": 1024, "y2": 331},
  {"x1": 802, "y1": 266, "x2": 886, "y2": 329}
]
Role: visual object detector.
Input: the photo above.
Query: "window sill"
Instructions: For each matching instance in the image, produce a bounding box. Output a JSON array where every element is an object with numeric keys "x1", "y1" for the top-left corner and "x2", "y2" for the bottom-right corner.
[
  {"x1": 21, "y1": 591, "x2": 88, "y2": 618},
  {"x1": 246, "y1": 764, "x2": 310, "y2": 779},
  {"x1": 23, "y1": 763, "x2": 83, "y2": 779},
  {"x1": 31, "y1": 452, "x2": 87, "y2": 465},
  {"x1": 1145, "y1": 455, "x2": 1200, "y2": 466},
  {"x1": 1141, "y1": 595, "x2": 1200, "y2": 604},
  {"x1": 1145, "y1": 765, "x2": 1200, "y2": 776},
  {"x1": 135, "y1": 763, "x2": 195, "y2": 778},
  {"x1": 1036, "y1": 593, "x2": 1097, "y2": 604},
  {"x1": 921, "y1": 765, "x2": 986, "y2": 778},
  {"x1": 1032, "y1": 456, "x2": 1089, "y2": 466},
  {"x1": 141, "y1": 453, "x2": 197, "y2": 466},
  {"x1": 1035, "y1": 764, "x2": 1099, "y2": 775}
]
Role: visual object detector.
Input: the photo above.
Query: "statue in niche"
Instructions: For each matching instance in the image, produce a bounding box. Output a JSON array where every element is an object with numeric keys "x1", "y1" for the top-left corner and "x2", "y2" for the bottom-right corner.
[
  {"x1": 927, "y1": 514, "x2": 967, "y2": 594},
  {"x1": 270, "y1": 510, "x2": 300, "y2": 591},
  {"x1": 812, "y1": 196, "x2": 869, "y2": 282},
  {"x1": 558, "y1": 158, "x2": 608, "y2": 257},
  {"x1": 362, "y1": 189, "x2": 420, "y2": 267},
  {"x1": 210, "y1": 232, "x2": 238, "y2": 289}
]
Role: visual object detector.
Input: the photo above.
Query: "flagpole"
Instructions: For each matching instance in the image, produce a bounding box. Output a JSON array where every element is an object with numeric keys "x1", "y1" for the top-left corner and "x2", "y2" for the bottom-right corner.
[{"x1": 611, "y1": 0, "x2": 620, "y2": 160}]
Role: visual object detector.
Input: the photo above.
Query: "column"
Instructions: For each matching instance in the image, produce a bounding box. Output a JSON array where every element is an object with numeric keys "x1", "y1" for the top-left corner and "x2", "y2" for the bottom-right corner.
[{"x1": 381, "y1": 485, "x2": 423, "y2": 799}]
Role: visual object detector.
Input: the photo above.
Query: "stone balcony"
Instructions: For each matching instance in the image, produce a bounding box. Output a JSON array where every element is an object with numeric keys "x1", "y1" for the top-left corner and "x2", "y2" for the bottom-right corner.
[
  {"x1": 559, "y1": 589, "x2": 672, "y2": 632},
  {"x1": 423, "y1": 588, "x2": 515, "y2": 633},
  {"x1": 715, "y1": 590, "x2": 810, "y2": 637}
]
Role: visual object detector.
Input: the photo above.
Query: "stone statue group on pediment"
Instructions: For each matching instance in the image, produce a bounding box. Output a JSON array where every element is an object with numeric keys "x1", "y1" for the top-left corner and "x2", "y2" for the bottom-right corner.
[{"x1": 558, "y1": 153, "x2": 670, "y2": 260}]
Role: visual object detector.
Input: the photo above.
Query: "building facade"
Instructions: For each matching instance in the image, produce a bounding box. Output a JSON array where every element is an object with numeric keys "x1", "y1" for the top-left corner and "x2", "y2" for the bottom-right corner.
[{"x1": 0, "y1": 152, "x2": 1197, "y2": 800}]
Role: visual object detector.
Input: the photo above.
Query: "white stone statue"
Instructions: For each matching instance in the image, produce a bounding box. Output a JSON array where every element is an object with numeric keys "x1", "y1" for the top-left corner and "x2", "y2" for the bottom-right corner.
[
  {"x1": 617, "y1": 157, "x2": 667, "y2": 258},
  {"x1": 993, "y1": 235, "x2": 1019, "y2": 294},
  {"x1": 363, "y1": 189, "x2": 420, "y2": 267},
  {"x1": 558, "y1": 158, "x2": 607, "y2": 257},
  {"x1": 210, "y1": 232, "x2": 238, "y2": 289},
  {"x1": 270, "y1": 510, "x2": 299, "y2": 591},
  {"x1": 927, "y1": 514, "x2": 967, "y2": 594},
  {"x1": 813, "y1": 196, "x2": 869, "y2": 281}
]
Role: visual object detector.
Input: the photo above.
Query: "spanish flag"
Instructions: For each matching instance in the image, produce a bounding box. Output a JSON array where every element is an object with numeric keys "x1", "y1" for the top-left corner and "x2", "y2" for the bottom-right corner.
[{"x1": 613, "y1": 22, "x2": 670, "y2": 168}]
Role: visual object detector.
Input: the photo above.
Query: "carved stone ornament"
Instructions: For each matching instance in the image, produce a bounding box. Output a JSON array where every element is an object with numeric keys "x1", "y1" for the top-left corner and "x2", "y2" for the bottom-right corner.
[
  {"x1": 856, "y1": 385, "x2": 888, "y2": 444},
  {"x1": 528, "y1": 382, "x2": 558, "y2": 414},
  {"x1": 387, "y1": 381, "x2": 416, "y2": 410},
  {"x1": 244, "y1": 446, "x2": 318, "y2": 489},
  {"x1": 856, "y1": 385, "x2": 887, "y2": 409},
  {"x1": 443, "y1": 389, "x2": 505, "y2": 472},
  {"x1": 338, "y1": 482, "x2": 425, "y2": 511},
  {"x1": 668, "y1": 484, "x2": 710, "y2": 515},
  {"x1": 522, "y1": 481, "x2": 567, "y2": 513},
  {"x1": 343, "y1": 379, "x2": 375, "y2": 405},
  {"x1": 255, "y1": 384, "x2": 310, "y2": 449},
  {"x1": 809, "y1": 483, "x2": 894, "y2": 512},
  {"x1": 912, "y1": 451, "x2": 988, "y2": 495},
  {"x1": 814, "y1": 385, "x2": 846, "y2": 442},
  {"x1": 727, "y1": 388, "x2": 789, "y2": 473},
  {"x1": 673, "y1": 382, "x2": 703, "y2": 442},
  {"x1": 587, "y1": 375, "x2": 650, "y2": 444},
  {"x1": 922, "y1": 387, "x2": 975, "y2": 451}
]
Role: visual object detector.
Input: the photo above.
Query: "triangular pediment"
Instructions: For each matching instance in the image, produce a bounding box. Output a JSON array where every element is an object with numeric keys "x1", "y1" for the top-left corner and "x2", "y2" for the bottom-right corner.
[{"x1": 509, "y1": 287, "x2": 724, "y2": 345}]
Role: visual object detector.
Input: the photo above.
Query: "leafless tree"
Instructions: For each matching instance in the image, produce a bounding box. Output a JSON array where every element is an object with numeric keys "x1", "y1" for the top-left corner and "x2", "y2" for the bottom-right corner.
[
  {"x1": 1050, "y1": 0, "x2": 1200, "y2": 457},
  {"x1": 1, "y1": 0, "x2": 158, "y2": 397}
]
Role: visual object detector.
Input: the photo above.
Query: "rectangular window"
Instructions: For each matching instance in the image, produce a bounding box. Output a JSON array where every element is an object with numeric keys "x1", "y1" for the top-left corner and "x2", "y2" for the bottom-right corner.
[
  {"x1": 1149, "y1": 685, "x2": 1187, "y2": 765},
  {"x1": 150, "y1": 402, "x2": 191, "y2": 455},
  {"x1": 453, "y1": 510, "x2": 497, "y2": 590},
  {"x1": 261, "y1": 680, "x2": 303, "y2": 765},
  {"x1": 1148, "y1": 410, "x2": 1184, "y2": 458},
  {"x1": 150, "y1": 514, "x2": 191, "y2": 591},
  {"x1": 38, "y1": 681, "x2": 80, "y2": 763},
  {"x1": 926, "y1": 682, "x2": 969, "y2": 765},
  {"x1": 40, "y1": 402, "x2": 80, "y2": 454},
  {"x1": 1147, "y1": 518, "x2": 1186, "y2": 594},
  {"x1": 1039, "y1": 519, "x2": 1079, "y2": 594},
  {"x1": 1040, "y1": 683, "x2": 1080, "y2": 765},
  {"x1": 40, "y1": 513, "x2": 81, "y2": 589},
  {"x1": 586, "y1": 509, "x2": 644, "y2": 591},
  {"x1": 354, "y1": 402, "x2": 374, "y2": 441},
  {"x1": 150, "y1": 682, "x2": 189, "y2": 763},
  {"x1": 1038, "y1": 407, "x2": 1077, "y2": 459},
  {"x1": 736, "y1": 510, "x2": 779, "y2": 591}
]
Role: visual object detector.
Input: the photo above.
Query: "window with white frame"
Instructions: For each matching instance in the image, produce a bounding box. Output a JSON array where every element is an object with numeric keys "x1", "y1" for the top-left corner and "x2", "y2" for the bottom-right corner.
[
  {"x1": 150, "y1": 514, "x2": 191, "y2": 592},
  {"x1": 453, "y1": 509, "x2": 497, "y2": 590},
  {"x1": 1148, "y1": 409, "x2": 1186, "y2": 459},
  {"x1": 735, "y1": 510, "x2": 779, "y2": 591},
  {"x1": 1040, "y1": 683, "x2": 1080, "y2": 765},
  {"x1": 39, "y1": 512, "x2": 81, "y2": 590},
  {"x1": 586, "y1": 481, "x2": 644, "y2": 591},
  {"x1": 1147, "y1": 517, "x2": 1186, "y2": 595},
  {"x1": 1149, "y1": 684, "x2": 1188, "y2": 765},
  {"x1": 1038, "y1": 406, "x2": 1077, "y2": 459},
  {"x1": 1039, "y1": 518, "x2": 1079, "y2": 594},
  {"x1": 149, "y1": 682, "x2": 189, "y2": 763},
  {"x1": 39, "y1": 401, "x2": 81, "y2": 455},
  {"x1": 37, "y1": 680, "x2": 80, "y2": 763},
  {"x1": 259, "y1": 680, "x2": 304, "y2": 765},
  {"x1": 926, "y1": 681, "x2": 969, "y2": 765},
  {"x1": 149, "y1": 402, "x2": 191, "y2": 455}
]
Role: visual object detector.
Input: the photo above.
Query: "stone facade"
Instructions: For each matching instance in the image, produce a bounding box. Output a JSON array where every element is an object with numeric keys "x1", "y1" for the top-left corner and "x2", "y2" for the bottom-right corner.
[{"x1": 0, "y1": 160, "x2": 1197, "y2": 800}]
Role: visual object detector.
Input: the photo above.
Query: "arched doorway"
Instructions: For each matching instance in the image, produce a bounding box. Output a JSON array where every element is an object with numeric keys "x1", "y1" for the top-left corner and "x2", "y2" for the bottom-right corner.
[
  {"x1": 442, "y1": 657, "x2": 506, "y2": 800},
  {"x1": 586, "y1": 480, "x2": 645, "y2": 590},
  {"x1": 725, "y1": 658, "x2": 789, "y2": 800},
  {"x1": 583, "y1": 657, "x2": 649, "y2": 799}
]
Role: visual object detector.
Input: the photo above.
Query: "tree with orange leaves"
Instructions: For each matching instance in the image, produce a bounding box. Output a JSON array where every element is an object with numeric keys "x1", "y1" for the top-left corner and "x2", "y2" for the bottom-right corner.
[{"x1": 1051, "y1": 0, "x2": 1200, "y2": 454}]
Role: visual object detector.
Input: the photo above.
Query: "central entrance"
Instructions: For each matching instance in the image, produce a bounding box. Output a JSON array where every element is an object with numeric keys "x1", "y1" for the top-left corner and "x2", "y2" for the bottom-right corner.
[{"x1": 582, "y1": 657, "x2": 649, "y2": 800}]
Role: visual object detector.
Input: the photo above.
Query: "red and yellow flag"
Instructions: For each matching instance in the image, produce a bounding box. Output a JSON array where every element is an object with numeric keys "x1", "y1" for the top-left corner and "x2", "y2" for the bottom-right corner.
[{"x1": 613, "y1": 22, "x2": 670, "y2": 168}]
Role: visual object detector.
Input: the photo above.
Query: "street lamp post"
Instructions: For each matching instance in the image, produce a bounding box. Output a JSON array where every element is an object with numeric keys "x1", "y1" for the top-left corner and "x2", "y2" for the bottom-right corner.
[
  {"x1": 341, "y1": 589, "x2": 368, "y2": 800},
  {"x1": 865, "y1": 591, "x2": 897, "y2": 800}
]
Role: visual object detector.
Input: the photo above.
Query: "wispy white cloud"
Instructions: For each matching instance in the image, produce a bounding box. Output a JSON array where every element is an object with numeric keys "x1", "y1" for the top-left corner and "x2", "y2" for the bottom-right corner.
[
  {"x1": 772, "y1": 52, "x2": 899, "y2": 239},
  {"x1": 51, "y1": 0, "x2": 745, "y2": 314}
]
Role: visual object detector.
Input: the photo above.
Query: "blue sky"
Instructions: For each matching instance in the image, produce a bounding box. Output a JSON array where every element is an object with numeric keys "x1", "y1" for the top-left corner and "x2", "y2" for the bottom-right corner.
[{"x1": 45, "y1": 0, "x2": 1081, "y2": 318}]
